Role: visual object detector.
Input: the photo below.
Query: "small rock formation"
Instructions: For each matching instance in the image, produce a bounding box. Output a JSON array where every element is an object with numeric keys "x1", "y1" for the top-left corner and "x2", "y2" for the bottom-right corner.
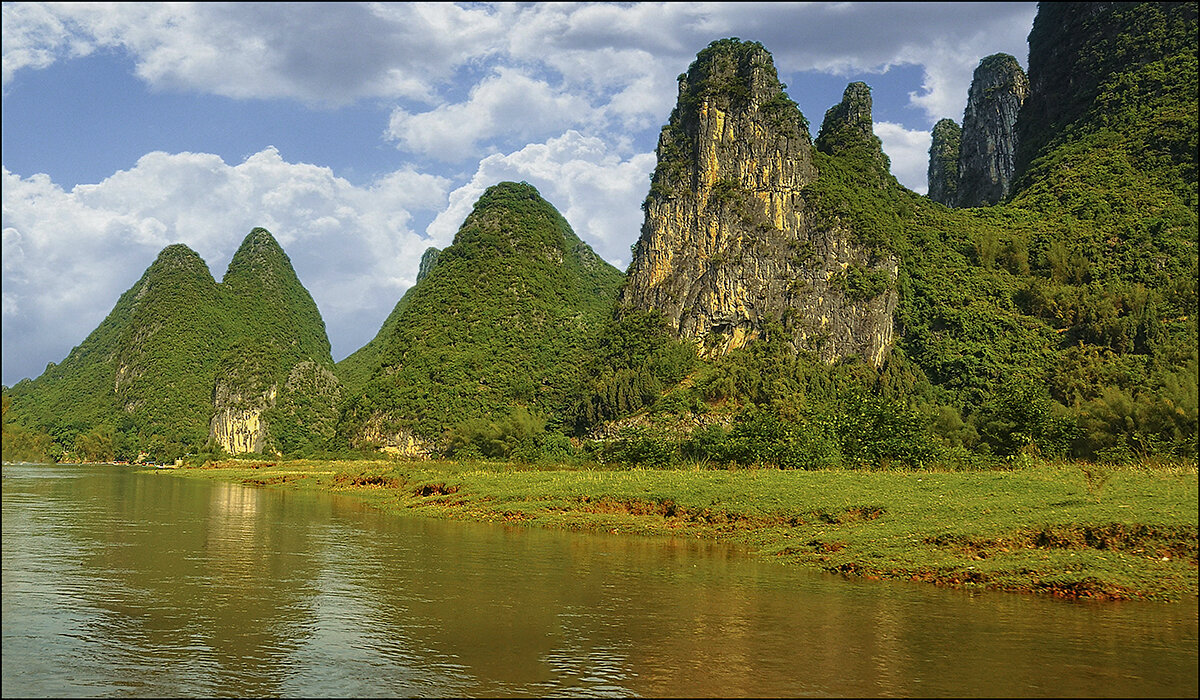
[
  {"x1": 815, "y1": 82, "x2": 889, "y2": 170},
  {"x1": 209, "y1": 386, "x2": 275, "y2": 455},
  {"x1": 927, "y1": 118, "x2": 962, "y2": 206},
  {"x1": 416, "y1": 247, "x2": 440, "y2": 283},
  {"x1": 956, "y1": 53, "x2": 1029, "y2": 207},
  {"x1": 620, "y1": 40, "x2": 897, "y2": 366}
]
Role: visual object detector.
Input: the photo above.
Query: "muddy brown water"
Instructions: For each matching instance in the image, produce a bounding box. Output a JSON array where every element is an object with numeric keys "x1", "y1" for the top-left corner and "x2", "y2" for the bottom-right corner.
[{"x1": 3, "y1": 463, "x2": 1196, "y2": 697}]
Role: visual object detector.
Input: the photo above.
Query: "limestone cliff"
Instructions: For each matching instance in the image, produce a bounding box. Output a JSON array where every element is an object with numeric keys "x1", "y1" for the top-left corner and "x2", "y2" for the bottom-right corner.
[
  {"x1": 956, "y1": 53, "x2": 1028, "y2": 207},
  {"x1": 620, "y1": 40, "x2": 897, "y2": 366},
  {"x1": 209, "y1": 385, "x2": 275, "y2": 455},
  {"x1": 927, "y1": 118, "x2": 961, "y2": 206}
]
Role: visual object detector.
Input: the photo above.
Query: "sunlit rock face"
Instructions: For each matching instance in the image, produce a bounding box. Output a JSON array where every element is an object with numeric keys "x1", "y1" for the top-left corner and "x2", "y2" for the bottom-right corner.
[
  {"x1": 621, "y1": 40, "x2": 897, "y2": 366},
  {"x1": 957, "y1": 53, "x2": 1029, "y2": 207}
]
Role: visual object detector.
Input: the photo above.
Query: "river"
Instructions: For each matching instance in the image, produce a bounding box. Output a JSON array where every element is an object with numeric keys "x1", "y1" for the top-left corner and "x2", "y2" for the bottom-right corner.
[{"x1": 2, "y1": 463, "x2": 1196, "y2": 697}]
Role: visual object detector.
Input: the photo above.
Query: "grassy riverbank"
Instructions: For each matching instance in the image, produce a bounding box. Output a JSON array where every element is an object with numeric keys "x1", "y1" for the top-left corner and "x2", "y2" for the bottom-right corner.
[{"x1": 158, "y1": 458, "x2": 1198, "y2": 602}]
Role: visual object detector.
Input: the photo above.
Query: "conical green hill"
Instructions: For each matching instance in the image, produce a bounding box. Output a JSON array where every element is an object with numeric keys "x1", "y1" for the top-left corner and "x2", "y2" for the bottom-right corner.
[
  {"x1": 213, "y1": 228, "x2": 342, "y2": 455},
  {"x1": 5, "y1": 230, "x2": 344, "y2": 461},
  {"x1": 339, "y1": 181, "x2": 624, "y2": 451},
  {"x1": 6, "y1": 244, "x2": 226, "y2": 459},
  {"x1": 222, "y1": 227, "x2": 333, "y2": 364}
]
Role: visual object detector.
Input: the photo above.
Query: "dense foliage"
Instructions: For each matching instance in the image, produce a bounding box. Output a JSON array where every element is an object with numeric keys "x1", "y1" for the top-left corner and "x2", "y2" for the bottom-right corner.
[
  {"x1": 4, "y1": 230, "x2": 340, "y2": 462},
  {"x1": 5, "y1": 5, "x2": 1194, "y2": 471},
  {"x1": 337, "y1": 182, "x2": 625, "y2": 450}
]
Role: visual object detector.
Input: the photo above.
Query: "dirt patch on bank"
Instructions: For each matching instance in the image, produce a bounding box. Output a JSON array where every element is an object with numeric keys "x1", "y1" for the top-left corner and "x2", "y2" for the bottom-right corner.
[
  {"x1": 925, "y1": 523, "x2": 1198, "y2": 563},
  {"x1": 569, "y1": 496, "x2": 886, "y2": 529}
]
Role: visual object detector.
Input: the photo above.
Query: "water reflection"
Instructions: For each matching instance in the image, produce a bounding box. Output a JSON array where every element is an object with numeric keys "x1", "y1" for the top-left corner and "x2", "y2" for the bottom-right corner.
[{"x1": 3, "y1": 464, "x2": 1197, "y2": 698}]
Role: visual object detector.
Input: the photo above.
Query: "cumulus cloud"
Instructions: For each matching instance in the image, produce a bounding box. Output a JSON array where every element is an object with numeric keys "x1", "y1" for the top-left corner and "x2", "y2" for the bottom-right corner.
[
  {"x1": 1, "y1": 150, "x2": 453, "y2": 384},
  {"x1": 875, "y1": 121, "x2": 933, "y2": 194},
  {"x1": 428, "y1": 131, "x2": 656, "y2": 270},
  {"x1": 387, "y1": 68, "x2": 595, "y2": 162},
  {"x1": 1, "y1": 2, "x2": 90, "y2": 85},
  {"x1": 2, "y1": 2, "x2": 505, "y2": 104},
  {"x1": 3, "y1": 2, "x2": 1034, "y2": 118}
]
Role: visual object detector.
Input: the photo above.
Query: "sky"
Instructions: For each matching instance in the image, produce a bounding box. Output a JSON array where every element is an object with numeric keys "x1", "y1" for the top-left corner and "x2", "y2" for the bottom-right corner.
[{"x1": 1, "y1": 1, "x2": 1038, "y2": 387}]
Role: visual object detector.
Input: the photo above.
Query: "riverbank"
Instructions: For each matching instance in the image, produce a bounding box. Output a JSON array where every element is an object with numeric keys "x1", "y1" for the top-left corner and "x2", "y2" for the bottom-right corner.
[{"x1": 157, "y1": 458, "x2": 1198, "y2": 602}]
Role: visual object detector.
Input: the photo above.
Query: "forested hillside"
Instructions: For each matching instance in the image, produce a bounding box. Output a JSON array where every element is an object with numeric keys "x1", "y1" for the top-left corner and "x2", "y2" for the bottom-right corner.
[
  {"x1": 336, "y1": 182, "x2": 624, "y2": 459},
  {"x1": 4, "y1": 229, "x2": 340, "y2": 462},
  {"x1": 4, "y1": 2, "x2": 1194, "y2": 468}
]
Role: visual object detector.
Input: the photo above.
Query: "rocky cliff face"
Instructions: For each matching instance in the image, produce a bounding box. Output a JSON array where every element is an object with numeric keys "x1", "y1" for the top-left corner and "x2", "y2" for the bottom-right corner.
[
  {"x1": 209, "y1": 386, "x2": 275, "y2": 455},
  {"x1": 620, "y1": 40, "x2": 897, "y2": 366},
  {"x1": 956, "y1": 53, "x2": 1028, "y2": 207},
  {"x1": 927, "y1": 118, "x2": 962, "y2": 206}
]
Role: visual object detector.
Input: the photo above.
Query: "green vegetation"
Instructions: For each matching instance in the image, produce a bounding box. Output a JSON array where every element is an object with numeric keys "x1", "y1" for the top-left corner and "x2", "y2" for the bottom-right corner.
[
  {"x1": 927, "y1": 118, "x2": 961, "y2": 204},
  {"x1": 579, "y1": 11, "x2": 1197, "y2": 472},
  {"x1": 4, "y1": 229, "x2": 339, "y2": 462},
  {"x1": 337, "y1": 182, "x2": 625, "y2": 449},
  {"x1": 5, "y1": 7, "x2": 1196, "y2": 493},
  {"x1": 165, "y1": 458, "x2": 1199, "y2": 602}
]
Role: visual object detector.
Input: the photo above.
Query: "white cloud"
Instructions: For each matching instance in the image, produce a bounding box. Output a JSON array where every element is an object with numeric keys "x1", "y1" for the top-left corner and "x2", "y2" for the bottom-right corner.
[
  {"x1": 387, "y1": 68, "x2": 594, "y2": 162},
  {"x1": 428, "y1": 131, "x2": 656, "y2": 269},
  {"x1": 1, "y1": 2, "x2": 92, "y2": 85},
  {"x1": 2, "y1": 2, "x2": 506, "y2": 104},
  {"x1": 1, "y1": 150, "x2": 453, "y2": 384},
  {"x1": 4, "y1": 2, "x2": 1035, "y2": 120},
  {"x1": 875, "y1": 121, "x2": 933, "y2": 194}
]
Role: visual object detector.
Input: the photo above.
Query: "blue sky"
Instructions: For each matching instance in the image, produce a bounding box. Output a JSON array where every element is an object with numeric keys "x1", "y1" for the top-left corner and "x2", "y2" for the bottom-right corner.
[{"x1": 1, "y1": 2, "x2": 1037, "y2": 387}]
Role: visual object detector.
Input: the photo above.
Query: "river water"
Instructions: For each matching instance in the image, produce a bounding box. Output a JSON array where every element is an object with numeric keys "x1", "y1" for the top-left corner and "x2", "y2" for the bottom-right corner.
[{"x1": 2, "y1": 463, "x2": 1196, "y2": 698}]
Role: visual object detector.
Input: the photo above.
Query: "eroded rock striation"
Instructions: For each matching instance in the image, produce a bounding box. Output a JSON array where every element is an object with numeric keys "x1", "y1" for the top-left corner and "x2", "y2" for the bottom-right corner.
[
  {"x1": 956, "y1": 53, "x2": 1029, "y2": 207},
  {"x1": 620, "y1": 40, "x2": 897, "y2": 366}
]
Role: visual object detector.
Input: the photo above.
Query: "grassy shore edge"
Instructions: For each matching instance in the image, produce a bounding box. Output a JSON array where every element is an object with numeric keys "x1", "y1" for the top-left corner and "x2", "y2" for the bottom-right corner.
[{"x1": 156, "y1": 458, "x2": 1198, "y2": 602}]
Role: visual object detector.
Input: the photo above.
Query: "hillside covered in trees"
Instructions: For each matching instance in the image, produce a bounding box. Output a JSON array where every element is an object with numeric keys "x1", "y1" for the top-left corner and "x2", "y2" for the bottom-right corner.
[{"x1": 4, "y1": 2, "x2": 1196, "y2": 469}]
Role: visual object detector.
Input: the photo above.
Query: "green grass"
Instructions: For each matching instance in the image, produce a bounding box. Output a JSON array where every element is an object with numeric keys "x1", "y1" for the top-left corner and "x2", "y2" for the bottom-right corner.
[{"x1": 162, "y1": 457, "x2": 1198, "y2": 602}]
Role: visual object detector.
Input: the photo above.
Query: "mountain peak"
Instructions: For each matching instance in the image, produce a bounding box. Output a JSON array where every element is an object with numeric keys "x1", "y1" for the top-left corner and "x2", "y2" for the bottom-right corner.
[
  {"x1": 815, "y1": 82, "x2": 887, "y2": 167},
  {"x1": 223, "y1": 227, "x2": 293, "y2": 285},
  {"x1": 956, "y1": 53, "x2": 1028, "y2": 206}
]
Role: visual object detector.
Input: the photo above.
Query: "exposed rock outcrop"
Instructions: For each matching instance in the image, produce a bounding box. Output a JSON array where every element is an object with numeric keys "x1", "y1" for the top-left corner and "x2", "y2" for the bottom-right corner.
[
  {"x1": 620, "y1": 40, "x2": 897, "y2": 366},
  {"x1": 956, "y1": 53, "x2": 1028, "y2": 207},
  {"x1": 815, "y1": 82, "x2": 889, "y2": 170},
  {"x1": 416, "y1": 247, "x2": 440, "y2": 283},
  {"x1": 209, "y1": 388, "x2": 275, "y2": 455},
  {"x1": 927, "y1": 118, "x2": 962, "y2": 206}
]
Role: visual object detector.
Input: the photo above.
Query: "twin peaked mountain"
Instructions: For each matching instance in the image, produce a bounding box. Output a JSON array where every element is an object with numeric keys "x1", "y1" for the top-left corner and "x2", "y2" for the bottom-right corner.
[
  {"x1": 7, "y1": 2, "x2": 1198, "y2": 462},
  {"x1": 7, "y1": 229, "x2": 342, "y2": 458}
]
